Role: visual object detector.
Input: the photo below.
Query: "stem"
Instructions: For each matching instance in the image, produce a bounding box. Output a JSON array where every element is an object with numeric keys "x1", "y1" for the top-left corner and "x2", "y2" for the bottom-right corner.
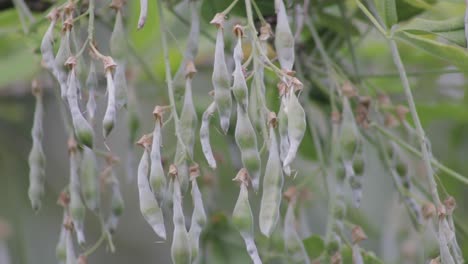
[
  {"x1": 168, "y1": 8, "x2": 216, "y2": 43},
  {"x1": 88, "y1": 0, "x2": 95, "y2": 41},
  {"x1": 355, "y1": 0, "x2": 387, "y2": 37},
  {"x1": 389, "y1": 39, "x2": 441, "y2": 206},
  {"x1": 221, "y1": 0, "x2": 241, "y2": 15},
  {"x1": 251, "y1": 0, "x2": 266, "y2": 25}
]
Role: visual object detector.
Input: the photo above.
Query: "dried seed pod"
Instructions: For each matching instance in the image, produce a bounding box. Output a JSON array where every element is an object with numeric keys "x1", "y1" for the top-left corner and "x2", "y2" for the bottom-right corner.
[
  {"x1": 200, "y1": 101, "x2": 217, "y2": 169},
  {"x1": 137, "y1": 137, "x2": 166, "y2": 239},
  {"x1": 212, "y1": 27, "x2": 232, "y2": 133},
  {"x1": 171, "y1": 176, "x2": 192, "y2": 264},
  {"x1": 188, "y1": 165, "x2": 206, "y2": 263},
  {"x1": 338, "y1": 98, "x2": 360, "y2": 161},
  {"x1": 150, "y1": 108, "x2": 166, "y2": 203},
  {"x1": 235, "y1": 105, "x2": 261, "y2": 191},
  {"x1": 68, "y1": 139, "x2": 86, "y2": 245},
  {"x1": 283, "y1": 89, "x2": 306, "y2": 168},
  {"x1": 66, "y1": 63, "x2": 94, "y2": 148},
  {"x1": 278, "y1": 101, "x2": 291, "y2": 175},
  {"x1": 28, "y1": 84, "x2": 46, "y2": 211},
  {"x1": 232, "y1": 169, "x2": 262, "y2": 264},
  {"x1": 232, "y1": 33, "x2": 248, "y2": 110},
  {"x1": 259, "y1": 115, "x2": 284, "y2": 237},
  {"x1": 179, "y1": 62, "x2": 198, "y2": 158},
  {"x1": 274, "y1": 0, "x2": 295, "y2": 71},
  {"x1": 114, "y1": 62, "x2": 128, "y2": 110},
  {"x1": 138, "y1": 0, "x2": 148, "y2": 29},
  {"x1": 55, "y1": 30, "x2": 72, "y2": 98},
  {"x1": 284, "y1": 197, "x2": 310, "y2": 264},
  {"x1": 103, "y1": 59, "x2": 117, "y2": 138},
  {"x1": 106, "y1": 167, "x2": 124, "y2": 233},
  {"x1": 80, "y1": 147, "x2": 99, "y2": 211},
  {"x1": 110, "y1": 10, "x2": 127, "y2": 62},
  {"x1": 85, "y1": 60, "x2": 97, "y2": 123}
]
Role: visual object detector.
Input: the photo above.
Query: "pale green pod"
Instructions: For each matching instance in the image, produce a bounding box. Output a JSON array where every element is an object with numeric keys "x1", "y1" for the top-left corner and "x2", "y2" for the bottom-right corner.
[
  {"x1": 107, "y1": 169, "x2": 124, "y2": 233},
  {"x1": 69, "y1": 150, "x2": 86, "y2": 245},
  {"x1": 274, "y1": 0, "x2": 295, "y2": 71},
  {"x1": 114, "y1": 62, "x2": 128, "y2": 110},
  {"x1": 179, "y1": 77, "x2": 198, "y2": 158},
  {"x1": 171, "y1": 178, "x2": 192, "y2": 264},
  {"x1": 212, "y1": 28, "x2": 232, "y2": 133},
  {"x1": 150, "y1": 120, "x2": 166, "y2": 203},
  {"x1": 188, "y1": 179, "x2": 206, "y2": 263},
  {"x1": 259, "y1": 126, "x2": 283, "y2": 237},
  {"x1": 138, "y1": 0, "x2": 148, "y2": 29},
  {"x1": 40, "y1": 19, "x2": 56, "y2": 71},
  {"x1": 339, "y1": 98, "x2": 360, "y2": 161},
  {"x1": 439, "y1": 218, "x2": 456, "y2": 264},
  {"x1": 55, "y1": 30, "x2": 72, "y2": 98},
  {"x1": 56, "y1": 213, "x2": 67, "y2": 262},
  {"x1": 66, "y1": 69, "x2": 94, "y2": 148},
  {"x1": 138, "y1": 148, "x2": 166, "y2": 239},
  {"x1": 110, "y1": 11, "x2": 127, "y2": 62},
  {"x1": 232, "y1": 37, "x2": 248, "y2": 110},
  {"x1": 174, "y1": 142, "x2": 189, "y2": 194},
  {"x1": 278, "y1": 101, "x2": 290, "y2": 175},
  {"x1": 80, "y1": 147, "x2": 99, "y2": 211},
  {"x1": 249, "y1": 57, "x2": 268, "y2": 143},
  {"x1": 200, "y1": 102, "x2": 217, "y2": 169},
  {"x1": 65, "y1": 230, "x2": 76, "y2": 264},
  {"x1": 103, "y1": 70, "x2": 116, "y2": 138},
  {"x1": 283, "y1": 90, "x2": 306, "y2": 167},
  {"x1": 235, "y1": 106, "x2": 261, "y2": 191},
  {"x1": 284, "y1": 200, "x2": 310, "y2": 264},
  {"x1": 352, "y1": 244, "x2": 364, "y2": 264},
  {"x1": 85, "y1": 60, "x2": 97, "y2": 123}
]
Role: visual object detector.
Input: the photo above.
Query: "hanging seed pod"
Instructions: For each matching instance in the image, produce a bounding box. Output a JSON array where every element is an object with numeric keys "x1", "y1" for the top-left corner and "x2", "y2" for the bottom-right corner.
[
  {"x1": 55, "y1": 27, "x2": 72, "y2": 98},
  {"x1": 439, "y1": 218, "x2": 456, "y2": 264},
  {"x1": 232, "y1": 26, "x2": 248, "y2": 110},
  {"x1": 349, "y1": 152, "x2": 364, "y2": 208},
  {"x1": 259, "y1": 113, "x2": 284, "y2": 237},
  {"x1": 235, "y1": 105, "x2": 261, "y2": 191},
  {"x1": 137, "y1": 135, "x2": 166, "y2": 239},
  {"x1": 274, "y1": 0, "x2": 295, "y2": 71},
  {"x1": 338, "y1": 98, "x2": 360, "y2": 162},
  {"x1": 211, "y1": 18, "x2": 232, "y2": 133},
  {"x1": 138, "y1": 0, "x2": 148, "y2": 29},
  {"x1": 188, "y1": 164, "x2": 206, "y2": 263},
  {"x1": 174, "y1": 142, "x2": 190, "y2": 194},
  {"x1": 80, "y1": 147, "x2": 99, "y2": 211},
  {"x1": 232, "y1": 169, "x2": 262, "y2": 264},
  {"x1": 278, "y1": 100, "x2": 291, "y2": 175},
  {"x1": 65, "y1": 227, "x2": 76, "y2": 264},
  {"x1": 41, "y1": 9, "x2": 59, "y2": 71},
  {"x1": 283, "y1": 88, "x2": 306, "y2": 168},
  {"x1": 85, "y1": 60, "x2": 97, "y2": 123},
  {"x1": 283, "y1": 188, "x2": 310, "y2": 264},
  {"x1": 179, "y1": 61, "x2": 198, "y2": 159},
  {"x1": 28, "y1": 82, "x2": 46, "y2": 211},
  {"x1": 68, "y1": 138, "x2": 86, "y2": 245},
  {"x1": 56, "y1": 212, "x2": 67, "y2": 262},
  {"x1": 113, "y1": 62, "x2": 128, "y2": 110},
  {"x1": 200, "y1": 101, "x2": 217, "y2": 169},
  {"x1": 171, "y1": 171, "x2": 192, "y2": 264},
  {"x1": 102, "y1": 57, "x2": 117, "y2": 138},
  {"x1": 106, "y1": 165, "x2": 124, "y2": 233},
  {"x1": 110, "y1": 9, "x2": 127, "y2": 62},
  {"x1": 150, "y1": 106, "x2": 167, "y2": 203},
  {"x1": 65, "y1": 58, "x2": 94, "y2": 148}
]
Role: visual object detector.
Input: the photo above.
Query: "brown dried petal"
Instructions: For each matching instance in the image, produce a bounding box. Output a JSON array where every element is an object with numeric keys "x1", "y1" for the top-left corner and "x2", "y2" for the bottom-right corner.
[
  {"x1": 259, "y1": 23, "x2": 273, "y2": 41},
  {"x1": 233, "y1": 168, "x2": 250, "y2": 186},
  {"x1": 67, "y1": 137, "x2": 78, "y2": 153},
  {"x1": 351, "y1": 226, "x2": 367, "y2": 244},
  {"x1": 169, "y1": 164, "x2": 178, "y2": 178},
  {"x1": 185, "y1": 60, "x2": 197, "y2": 79},
  {"x1": 384, "y1": 113, "x2": 399, "y2": 128},
  {"x1": 283, "y1": 186, "x2": 297, "y2": 202},
  {"x1": 103, "y1": 56, "x2": 117, "y2": 72},
  {"x1": 268, "y1": 112, "x2": 277, "y2": 128},
  {"x1": 444, "y1": 196, "x2": 456, "y2": 215},
  {"x1": 189, "y1": 163, "x2": 200, "y2": 180},
  {"x1": 341, "y1": 81, "x2": 357, "y2": 98},
  {"x1": 395, "y1": 105, "x2": 409, "y2": 122},
  {"x1": 210, "y1": 13, "x2": 225, "y2": 28},
  {"x1": 58, "y1": 191, "x2": 70, "y2": 207},
  {"x1": 422, "y1": 202, "x2": 436, "y2": 220},
  {"x1": 136, "y1": 133, "x2": 153, "y2": 148},
  {"x1": 331, "y1": 251, "x2": 342, "y2": 264}
]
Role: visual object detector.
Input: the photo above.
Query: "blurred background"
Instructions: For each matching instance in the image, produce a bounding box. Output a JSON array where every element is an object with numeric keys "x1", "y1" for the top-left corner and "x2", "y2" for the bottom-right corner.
[{"x1": 1, "y1": 0, "x2": 468, "y2": 263}]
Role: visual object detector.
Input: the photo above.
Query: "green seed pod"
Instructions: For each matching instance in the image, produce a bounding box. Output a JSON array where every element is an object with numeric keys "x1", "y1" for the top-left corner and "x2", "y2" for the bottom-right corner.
[
  {"x1": 274, "y1": 0, "x2": 295, "y2": 71},
  {"x1": 80, "y1": 147, "x2": 99, "y2": 211},
  {"x1": 212, "y1": 28, "x2": 232, "y2": 133},
  {"x1": 110, "y1": 10, "x2": 127, "y2": 62},
  {"x1": 232, "y1": 169, "x2": 262, "y2": 264},
  {"x1": 232, "y1": 35, "x2": 248, "y2": 110},
  {"x1": 114, "y1": 62, "x2": 128, "y2": 110},
  {"x1": 174, "y1": 141, "x2": 190, "y2": 194},
  {"x1": 107, "y1": 168, "x2": 124, "y2": 233},
  {"x1": 339, "y1": 98, "x2": 360, "y2": 161},
  {"x1": 284, "y1": 198, "x2": 310, "y2": 264},
  {"x1": 55, "y1": 30, "x2": 72, "y2": 98},
  {"x1": 103, "y1": 67, "x2": 117, "y2": 138},
  {"x1": 188, "y1": 167, "x2": 206, "y2": 263},
  {"x1": 68, "y1": 142, "x2": 86, "y2": 245},
  {"x1": 137, "y1": 141, "x2": 166, "y2": 239},
  {"x1": 179, "y1": 64, "x2": 198, "y2": 159},
  {"x1": 41, "y1": 12, "x2": 58, "y2": 71},
  {"x1": 171, "y1": 177, "x2": 192, "y2": 264},
  {"x1": 200, "y1": 101, "x2": 217, "y2": 169},
  {"x1": 66, "y1": 66, "x2": 94, "y2": 148},
  {"x1": 65, "y1": 229, "x2": 76, "y2": 264},
  {"x1": 278, "y1": 101, "x2": 290, "y2": 175},
  {"x1": 284, "y1": 89, "x2": 306, "y2": 167},
  {"x1": 150, "y1": 114, "x2": 166, "y2": 203},
  {"x1": 259, "y1": 119, "x2": 284, "y2": 237},
  {"x1": 85, "y1": 60, "x2": 97, "y2": 123},
  {"x1": 235, "y1": 106, "x2": 261, "y2": 191}
]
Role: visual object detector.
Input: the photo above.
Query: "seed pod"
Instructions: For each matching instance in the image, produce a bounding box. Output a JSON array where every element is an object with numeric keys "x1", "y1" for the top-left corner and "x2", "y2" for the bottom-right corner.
[
  {"x1": 138, "y1": 0, "x2": 147, "y2": 29},
  {"x1": 68, "y1": 139, "x2": 86, "y2": 245},
  {"x1": 200, "y1": 101, "x2": 217, "y2": 169},
  {"x1": 284, "y1": 196, "x2": 310, "y2": 264},
  {"x1": 114, "y1": 62, "x2": 128, "y2": 110},
  {"x1": 439, "y1": 218, "x2": 456, "y2": 264},
  {"x1": 41, "y1": 10, "x2": 58, "y2": 71},
  {"x1": 188, "y1": 165, "x2": 206, "y2": 263},
  {"x1": 80, "y1": 147, "x2": 99, "y2": 211},
  {"x1": 352, "y1": 244, "x2": 364, "y2": 264},
  {"x1": 66, "y1": 61, "x2": 94, "y2": 148},
  {"x1": 259, "y1": 115, "x2": 284, "y2": 237},
  {"x1": 65, "y1": 229, "x2": 76, "y2": 264},
  {"x1": 137, "y1": 136, "x2": 166, "y2": 239},
  {"x1": 103, "y1": 58, "x2": 117, "y2": 138},
  {"x1": 235, "y1": 105, "x2": 261, "y2": 191},
  {"x1": 283, "y1": 89, "x2": 306, "y2": 168},
  {"x1": 274, "y1": 0, "x2": 295, "y2": 71},
  {"x1": 278, "y1": 101, "x2": 291, "y2": 175},
  {"x1": 56, "y1": 213, "x2": 67, "y2": 262},
  {"x1": 179, "y1": 62, "x2": 198, "y2": 159},
  {"x1": 232, "y1": 32, "x2": 248, "y2": 110},
  {"x1": 106, "y1": 167, "x2": 124, "y2": 233},
  {"x1": 171, "y1": 176, "x2": 192, "y2": 264},
  {"x1": 212, "y1": 27, "x2": 232, "y2": 133},
  {"x1": 249, "y1": 52, "x2": 268, "y2": 145},
  {"x1": 174, "y1": 142, "x2": 190, "y2": 194},
  {"x1": 349, "y1": 153, "x2": 365, "y2": 208},
  {"x1": 232, "y1": 169, "x2": 262, "y2": 264},
  {"x1": 85, "y1": 60, "x2": 97, "y2": 123},
  {"x1": 55, "y1": 30, "x2": 72, "y2": 98},
  {"x1": 339, "y1": 98, "x2": 360, "y2": 161},
  {"x1": 110, "y1": 10, "x2": 126, "y2": 62},
  {"x1": 150, "y1": 107, "x2": 166, "y2": 203},
  {"x1": 28, "y1": 84, "x2": 46, "y2": 211}
]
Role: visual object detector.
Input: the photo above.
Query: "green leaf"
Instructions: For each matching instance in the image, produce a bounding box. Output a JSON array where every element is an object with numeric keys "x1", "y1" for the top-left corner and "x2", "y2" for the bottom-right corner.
[
  {"x1": 401, "y1": 0, "x2": 433, "y2": 9},
  {"x1": 303, "y1": 235, "x2": 325, "y2": 260},
  {"x1": 374, "y1": 0, "x2": 398, "y2": 29},
  {"x1": 398, "y1": 16, "x2": 464, "y2": 33},
  {"x1": 417, "y1": 103, "x2": 468, "y2": 125},
  {"x1": 395, "y1": 31, "x2": 468, "y2": 70},
  {"x1": 200, "y1": 0, "x2": 274, "y2": 23},
  {"x1": 316, "y1": 12, "x2": 360, "y2": 36}
]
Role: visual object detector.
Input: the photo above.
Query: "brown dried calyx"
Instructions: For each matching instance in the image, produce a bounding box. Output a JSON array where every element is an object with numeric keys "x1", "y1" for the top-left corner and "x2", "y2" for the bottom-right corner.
[
  {"x1": 210, "y1": 13, "x2": 226, "y2": 28},
  {"x1": 57, "y1": 191, "x2": 70, "y2": 208},
  {"x1": 63, "y1": 215, "x2": 74, "y2": 231},
  {"x1": 67, "y1": 137, "x2": 78, "y2": 153},
  {"x1": 169, "y1": 164, "x2": 178, "y2": 179},
  {"x1": 395, "y1": 105, "x2": 409, "y2": 122},
  {"x1": 103, "y1": 56, "x2": 117, "y2": 72},
  {"x1": 65, "y1": 56, "x2": 77, "y2": 69},
  {"x1": 233, "y1": 168, "x2": 250, "y2": 186},
  {"x1": 31, "y1": 79, "x2": 43, "y2": 96},
  {"x1": 277, "y1": 81, "x2": 288, "y2": 96},
  {"x1": 136, "y1": 133, "x2": 153, "y2": 148},
  {"x1": 351, "y1": 225, "x2": 367, "y2": 244},
  {"x1": 46, "y1": 8, "x2": 60, "y2": 22},
  {"x1": 444, "y1": 196, "x2": 456, "y2": 215},
  {"x1": 268, "y1": 112, "x2": 277, "y2": 128},
  {"x1": 153, "y1": 105, "x2": 169, "y2": 123},
  {"x1": 283, "y1": 186, "x2": 297, "y2": 203},
  {"x1": 384, "y1": 113, "x2": 399, "y2": 128},
  {"x1": 233, "y1": 24, "x2": 244, "y2": 37},
  {"x1": 422, "y1": 202, "x2": 436, "y2": 220},
  {"x1": 331, "y1": 251, "x2": 342, "y2": 264},
  {"x1": 78, "y1": 255, "x2": 88, "y2": 264},
  {"x1": 377, "y1": 92, "x2": 392, "y2": 109},
  {"x1": 341, "y1": 81, "x2": 357, "y2": 98},
  {"x1": 185, "y1": 60, "x2": 197, "y2": 79},
  {"x1": 355, "y1": 96, "x2": 371, "y2": 128},
  {"x1": 109, "y1": 0, "x2": 125, "y2": 10},
  {"x1": 259, "y1": 23, "x2": 273, "y2": 41},
  {"x1": 62, "y1": 16, "x2": 74, "y2": 31},
  {"x1": 189, "y1": 163, "x2": 200, "y2": 180}
]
